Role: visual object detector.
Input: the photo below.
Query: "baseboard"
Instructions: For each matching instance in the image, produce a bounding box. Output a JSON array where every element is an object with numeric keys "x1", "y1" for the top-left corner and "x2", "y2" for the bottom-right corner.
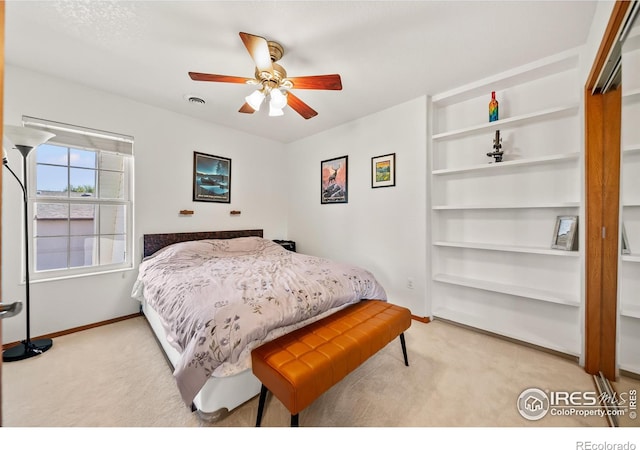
[
  {"x1": 411, "y1": 315, "x2": 431, "y2": 323},
  {"x1": 619, "y1": 369, "x2": 640, "y2": 381},
  {"x1": 2, "y1": 312, "x2": 142, "y2": 350}
]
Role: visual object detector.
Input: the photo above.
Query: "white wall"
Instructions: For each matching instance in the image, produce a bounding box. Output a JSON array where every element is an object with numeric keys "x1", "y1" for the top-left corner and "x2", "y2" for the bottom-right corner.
[
  {"x1": 2, "y1": 65, "x2": 288, "y2": 343},
  {"x1": 3, "y1": 0, "x2": 612, "y2": 342},
  {"x1": 285, "y1": 97, "x2": 429, "y2": 316}
]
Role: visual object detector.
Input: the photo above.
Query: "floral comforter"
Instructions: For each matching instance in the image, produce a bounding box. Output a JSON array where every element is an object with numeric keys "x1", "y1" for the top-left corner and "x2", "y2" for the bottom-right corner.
[{"x1": 131, "y1": 236, "x2": 387, "y2": 405}]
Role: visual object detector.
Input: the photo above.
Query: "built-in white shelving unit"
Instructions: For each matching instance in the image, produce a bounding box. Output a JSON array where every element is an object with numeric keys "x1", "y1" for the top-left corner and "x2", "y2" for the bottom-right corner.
[
  {"x1": 433, "y1": 240, "x2": 580, "y2": 257},
  {"x1": 617, "y1": 19, "x2": 640, "y2": 376},
  {"x1": 431, "y1": 104, "x2": 579, "y2": 141},
  {"x1": 432, "y1": 152, "x2": 579, "y2": 176},
  {"x1": 428, "y1": 48, "x2": 584, "y2": 357},
  {"x1": 432, "y1": 202, "x2": 580, "y2": 210}
]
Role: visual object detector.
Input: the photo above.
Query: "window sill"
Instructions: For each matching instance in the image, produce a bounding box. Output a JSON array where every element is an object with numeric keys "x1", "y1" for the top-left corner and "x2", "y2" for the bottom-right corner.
[{"x1": 30, "y1": 265, "x2": 135, "y2": 284}]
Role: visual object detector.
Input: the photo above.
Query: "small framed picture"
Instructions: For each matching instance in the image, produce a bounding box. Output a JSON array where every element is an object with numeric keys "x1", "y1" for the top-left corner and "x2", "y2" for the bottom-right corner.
[
  {"x1": 622, "y1": 224, "x2": 630, "y2": 255},
  {"x1": 193, "y1": 152, "x2": 231, "y2": 203},
  {"x1": 371, "y1": 153, "x2": 396, "y2": 188},
  {"x1": 321, "y1": 155, "x2": 348, "y2": 204},
  {"x1": 551, "y1": 215, "x2": 578, "y2": 251}
]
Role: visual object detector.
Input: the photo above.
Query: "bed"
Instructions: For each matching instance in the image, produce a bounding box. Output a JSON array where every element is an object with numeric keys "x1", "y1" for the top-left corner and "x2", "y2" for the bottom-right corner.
[{"x1": 131, "y1": 229, "x2": 388, "y2": 421}]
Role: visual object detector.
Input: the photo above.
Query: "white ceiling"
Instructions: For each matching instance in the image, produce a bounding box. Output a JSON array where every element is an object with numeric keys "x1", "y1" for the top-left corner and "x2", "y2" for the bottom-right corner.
[{"x1": 4, "y1": 1, "x2": 598, "y2": 143}]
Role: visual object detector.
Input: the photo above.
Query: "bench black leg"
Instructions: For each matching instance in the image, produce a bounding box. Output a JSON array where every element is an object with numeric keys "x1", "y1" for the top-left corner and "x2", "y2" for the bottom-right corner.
[
  {"x1": 256, "y1": 384, "x2": 268, "y2": 427},
  {"x1": 291, "y1": 414, "x2": 299, "y2": 427},
  {"x1": 400, "y1": 332, "x2": 409, "y2": 366}
]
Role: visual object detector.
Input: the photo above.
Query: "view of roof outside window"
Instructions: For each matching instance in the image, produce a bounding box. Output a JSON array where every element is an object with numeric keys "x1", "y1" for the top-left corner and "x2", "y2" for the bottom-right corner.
[{"x1": 33, "y1": 143, "x2": 127, "y2": 273}]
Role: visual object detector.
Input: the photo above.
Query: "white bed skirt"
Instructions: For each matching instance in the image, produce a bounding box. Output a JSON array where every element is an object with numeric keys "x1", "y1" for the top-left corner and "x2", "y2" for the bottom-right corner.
[{"x1": 142, "y1": 300, "x2": 261, "y2": 418}]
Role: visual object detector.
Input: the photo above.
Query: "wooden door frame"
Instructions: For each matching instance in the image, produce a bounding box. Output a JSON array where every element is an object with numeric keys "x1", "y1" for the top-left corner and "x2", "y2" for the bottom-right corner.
[{"x1": 584, "y1": 0, "x2": 631, "y2": 380}]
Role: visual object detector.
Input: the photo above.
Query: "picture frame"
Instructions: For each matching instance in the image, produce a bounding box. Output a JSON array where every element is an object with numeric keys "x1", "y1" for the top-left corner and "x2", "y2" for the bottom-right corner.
[
  {"x1": 321, "y1": 155, "x2": 348, "y2": 204},
  {"x1": 551, "y1": 215, "x2": 578, "y2": 251},
  {"x1": 371, "y1": 153, "x2": 396, "y2": 188},
  {"x1": 622, "y1": 223, "x2": 630, "y2": 255},
  {"x1": 193, "y1": 152, "x2": 231, "y2": 203}
]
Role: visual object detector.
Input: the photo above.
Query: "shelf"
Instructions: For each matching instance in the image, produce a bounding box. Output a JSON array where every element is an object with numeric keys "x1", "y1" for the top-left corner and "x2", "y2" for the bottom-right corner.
[
  {"x1": 622, "y1": 87, "x2": 640, "y2": 99},
  {"x1": 432, "y1": 152, "x2": 579, "y2": 175},
  {"x1": 433, "y1": 273, "x2": 581, "y2": 307},
  {"x1": 433, "y1": 240, "x2": 579, "y2": 257},
  {"x1": 621, "y1": 254, "x2": 640, "y2": 263},
  {"x1": 432, "y1": 104, "x2": 578, "y2": 141},
  {"x1": 620, "y1": 304, "x2": 640, "y2": 319},
  {"x1": 431, "y1": 48, "x2": 580, "y2": 106},
  {"x1": 623, "y1": 145, "x2": 640, "y2": 155},
  {"x1": 622, "y1": 202, "x2": 640, "y2": 207},
  {"x1": 432, "y1": 201, "x2": 580, "y2": 210}
]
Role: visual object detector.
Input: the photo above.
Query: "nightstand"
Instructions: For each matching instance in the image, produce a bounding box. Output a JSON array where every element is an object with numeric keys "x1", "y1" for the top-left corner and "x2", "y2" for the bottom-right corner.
[{"x1": 273, "y1": 240, "x2": 296, "y2": 252}]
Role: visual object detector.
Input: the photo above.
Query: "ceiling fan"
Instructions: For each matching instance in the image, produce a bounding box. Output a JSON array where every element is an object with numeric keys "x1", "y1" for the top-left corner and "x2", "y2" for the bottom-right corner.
[{"x1": 188, "y1": 32, "x2": 342, "y2": 119}]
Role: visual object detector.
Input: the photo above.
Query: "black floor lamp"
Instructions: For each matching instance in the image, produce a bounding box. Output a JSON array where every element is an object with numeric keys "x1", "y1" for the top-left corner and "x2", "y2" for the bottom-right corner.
[{"x1": 3, "y1": 124, "x2": 55, "y2": 362}]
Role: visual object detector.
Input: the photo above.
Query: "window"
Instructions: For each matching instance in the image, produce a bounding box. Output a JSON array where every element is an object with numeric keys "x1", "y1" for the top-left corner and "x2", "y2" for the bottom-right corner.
[{"x1": 24, "y1": 116, "x2": 134, "y2": 280}]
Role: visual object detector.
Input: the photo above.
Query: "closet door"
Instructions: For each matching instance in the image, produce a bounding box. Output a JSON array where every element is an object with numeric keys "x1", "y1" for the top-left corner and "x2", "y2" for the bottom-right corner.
[
  {"x1": 618, "y1": 15, "x2": 640, "y2": 377},
  {"x1": 584, "y1": 0, "x2": 638, "y2": 380}
]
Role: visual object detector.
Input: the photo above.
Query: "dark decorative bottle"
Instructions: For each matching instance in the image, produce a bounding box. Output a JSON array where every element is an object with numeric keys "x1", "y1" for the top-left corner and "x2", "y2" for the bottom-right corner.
[{"x1": 489, "y1": 91, "x2": 499, "y2": 122}]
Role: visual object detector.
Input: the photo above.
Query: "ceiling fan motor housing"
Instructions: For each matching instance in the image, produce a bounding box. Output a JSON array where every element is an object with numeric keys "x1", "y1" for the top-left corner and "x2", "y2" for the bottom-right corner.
[
  {"x1": 267, "y1": 41, "x2": 284, "y2": 62},
  {"x1": 255, "y1": 62, "x2": 287, "y2": 90}
]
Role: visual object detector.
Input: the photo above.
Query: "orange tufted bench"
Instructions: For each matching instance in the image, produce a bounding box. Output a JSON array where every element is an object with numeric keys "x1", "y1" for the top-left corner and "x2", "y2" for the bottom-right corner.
[{"x1": 251, "y1": 300, "x2": 412, "y2": 426}]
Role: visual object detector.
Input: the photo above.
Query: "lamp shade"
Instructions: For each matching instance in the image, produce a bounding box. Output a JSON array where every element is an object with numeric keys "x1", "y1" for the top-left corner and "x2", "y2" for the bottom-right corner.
[
  {"x1": 4, "y1": 125, "x2": 55, "y2": 156},
  {"x1": 270, "y1": 89, "x2": 287, "y2": 109},
  {"x1": 245, "y1": 90, "x2": 265, "y2": 111},
  {"x1": 268, "y1": 104, "x2": 284, "y2": 117}
]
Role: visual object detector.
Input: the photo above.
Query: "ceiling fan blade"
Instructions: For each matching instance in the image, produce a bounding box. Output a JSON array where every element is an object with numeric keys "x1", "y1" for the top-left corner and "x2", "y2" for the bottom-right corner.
[
  {"x1": 286, "y1": 74, "x2": 343, "y2": 90},
  {"x1": 239, "y1": 32, "x2": 273, "y2": 75},
  {"x1": 238, "y1": 103, "x2": 256, "y2": 114},
  {"x1": 189, "y1": 72, "x2": 253, "y2": 84},
  {"x1": 286, "y1": 92, "x2": 318, "y2": 120}
]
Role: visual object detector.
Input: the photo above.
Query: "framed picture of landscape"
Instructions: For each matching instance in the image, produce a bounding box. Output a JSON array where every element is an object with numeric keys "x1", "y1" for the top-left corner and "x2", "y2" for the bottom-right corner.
[
  {"x1": 193, "y1": 152, "x2": 231, "y2": 203},
  {"x1": 371, "y1": 153, "x2": 395, "y2": 188}
]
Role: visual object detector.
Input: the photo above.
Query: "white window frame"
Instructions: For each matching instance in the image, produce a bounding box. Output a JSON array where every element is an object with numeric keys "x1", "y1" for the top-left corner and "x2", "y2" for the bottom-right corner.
[{"x1": 23, "y1": 116, "x2": 134, "y2": 281}]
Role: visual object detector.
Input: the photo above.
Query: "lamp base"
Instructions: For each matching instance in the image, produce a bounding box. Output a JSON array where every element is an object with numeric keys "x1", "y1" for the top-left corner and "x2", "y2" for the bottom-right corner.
[{"x1": 2, "y1": 338, "x2": 53, "y2": 362}]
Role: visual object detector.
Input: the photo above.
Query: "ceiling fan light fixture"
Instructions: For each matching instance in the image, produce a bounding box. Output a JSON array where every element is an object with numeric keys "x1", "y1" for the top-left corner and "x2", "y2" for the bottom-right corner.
[
  {"x1": 245, "y1": 89, "x2": 265, "y2": 111},
  {"x1": 268, "y1": 104, "x2": 284, "y2": 117},
  {"x1": 270, "y1": 88, "x2": 287, "y2": 109}
]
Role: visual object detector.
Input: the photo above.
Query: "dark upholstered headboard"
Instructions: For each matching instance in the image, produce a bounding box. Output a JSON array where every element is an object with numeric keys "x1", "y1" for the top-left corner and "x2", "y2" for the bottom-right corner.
[{"x1": 142, "y1": 229, "x2": 264, "y2": 258}]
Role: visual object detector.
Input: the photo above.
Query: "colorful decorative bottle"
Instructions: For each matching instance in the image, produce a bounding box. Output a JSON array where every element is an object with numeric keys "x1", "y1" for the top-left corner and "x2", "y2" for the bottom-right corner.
[{"x1": 489, "y1": 91, "x2": 499, "y2": 122}]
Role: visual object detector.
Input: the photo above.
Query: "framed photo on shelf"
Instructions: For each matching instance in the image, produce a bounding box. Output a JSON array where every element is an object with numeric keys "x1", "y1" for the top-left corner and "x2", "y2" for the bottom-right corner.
[
  {"x1": 193, "y1": 152, "x2": 231, "y2": 203},
  {"x1": 321, "y1": 155, "x2": 348, "y2": 204},
  {"x1": 622, "y1": 224, "x2": 631, "y2": 255},
  {"x1": 551, "y1": 215, "x2": 578, "y2": 251},
  {"x1": 371, "y1": 153, "x2": 396, "y2": 188}
]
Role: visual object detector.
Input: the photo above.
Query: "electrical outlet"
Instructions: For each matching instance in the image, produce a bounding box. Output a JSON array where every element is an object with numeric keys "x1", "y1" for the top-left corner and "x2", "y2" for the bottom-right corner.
[{"x1": 407, "y1": 278, "x2": 414, "y2": 289}]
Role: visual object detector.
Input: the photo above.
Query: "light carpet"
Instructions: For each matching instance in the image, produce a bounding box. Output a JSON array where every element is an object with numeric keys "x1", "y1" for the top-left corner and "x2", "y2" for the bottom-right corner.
[{"x1": 2, "y1": 316, "x2": 638, "y2": 428}]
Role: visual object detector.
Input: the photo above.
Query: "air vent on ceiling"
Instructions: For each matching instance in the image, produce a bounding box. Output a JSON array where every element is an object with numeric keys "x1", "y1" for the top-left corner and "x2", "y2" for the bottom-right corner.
[{"x1": 184, "y1": 94, "x2": 206, "y2": 105}]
